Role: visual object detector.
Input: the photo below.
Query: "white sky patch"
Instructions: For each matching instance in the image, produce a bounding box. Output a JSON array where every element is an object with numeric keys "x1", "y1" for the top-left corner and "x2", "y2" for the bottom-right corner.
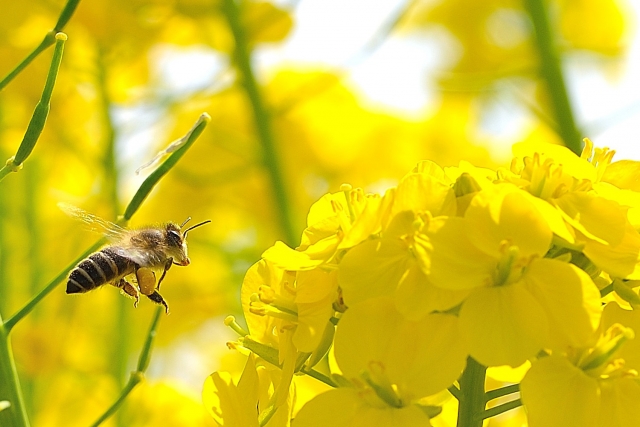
[
  {"x1": 149, "y1": 44, "x2": 228, "y2": 93},
  {"x1": 346, "y1": 35, "x2": 435, "y2": 115},
  {"x1": 270, "y1": 0, "x2": 409, "y2": 66}
]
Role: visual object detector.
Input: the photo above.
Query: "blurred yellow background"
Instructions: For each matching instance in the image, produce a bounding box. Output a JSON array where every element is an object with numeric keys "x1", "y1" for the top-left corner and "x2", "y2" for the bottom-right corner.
[{"x1": 0, "y1": 0, "x2": 636, "y2": 425}]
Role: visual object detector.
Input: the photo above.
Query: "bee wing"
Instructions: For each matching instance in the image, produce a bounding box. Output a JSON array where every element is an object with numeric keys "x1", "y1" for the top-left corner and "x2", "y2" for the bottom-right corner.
[
  {"x1": 58, "y1": 202, "x2": 126, "y2": 241},
  {"x1": 110, "y1": 246, "x2": 152, "y2": 267}
]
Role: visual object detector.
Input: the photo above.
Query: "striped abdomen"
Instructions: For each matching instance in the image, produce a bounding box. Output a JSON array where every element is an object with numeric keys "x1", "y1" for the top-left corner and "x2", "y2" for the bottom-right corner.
[{"x1": 67, "y1": 247, "x2": 136, "y2": 294}]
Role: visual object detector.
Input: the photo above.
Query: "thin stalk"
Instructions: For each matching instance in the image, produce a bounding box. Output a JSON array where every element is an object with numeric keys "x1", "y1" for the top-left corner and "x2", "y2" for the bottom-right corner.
[
  {"x1": 0, "y1": 317, "x2": 30, "y2": 427},
  {"x1": 299, "y1": 367, "x2": 337, "y2": 388},
  {"x1": 523, "y1": 0, "x2": 582, "y2": 154},
  {"x1": 600, "y1": 283, "x2": 614, "y2": 298},
  {"x1": 4, "y1": 241, "x2": 103, "y2": 332},
  {"x1": 221, "y1": 0, "x2": 298, "y2": 246},
  {"x1": 456, "y1": 357, "x2": 487, "y2": 427},
  {"x1": 89, "y1": 306, "x2": 163, "y2": 427},
  {"x1": 484, "y1": 383, "x2": 519, "y2": 402},
  {"x1": 0, "y1": 33, "x2": 67, "y2": 182},
  {"x1": 0, "y1": 0, "x2": 81, "y2": 91},
  {"x1": 0, "y1": 176, "x2": 8, "y2": 315},
  {"x1": 124, "y1": 113, "x2": 210, "y2": 220},
  {"x1": 94, "y1": 50, "x2": 129, "y2": 406},
  {"x1": 477, "y1": 398, "x2": 522, "y2": 421},
  {"x1": 95, "y1": 51, "x2": 120, "y2": 216},
  {"x1": 448, "y1": 385, "x2": 461, "y2": 401}
]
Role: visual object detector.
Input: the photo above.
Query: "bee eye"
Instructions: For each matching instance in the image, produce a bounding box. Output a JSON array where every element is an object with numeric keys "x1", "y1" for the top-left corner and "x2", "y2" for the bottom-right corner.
[{"x1": 168, "y1": 230, "x2": 182, "y2": 246}]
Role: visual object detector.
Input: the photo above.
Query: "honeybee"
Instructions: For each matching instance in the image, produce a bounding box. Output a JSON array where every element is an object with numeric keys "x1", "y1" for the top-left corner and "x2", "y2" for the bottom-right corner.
[{"x1": 61, "y1": 204, "x2": 210, "y2": 313}]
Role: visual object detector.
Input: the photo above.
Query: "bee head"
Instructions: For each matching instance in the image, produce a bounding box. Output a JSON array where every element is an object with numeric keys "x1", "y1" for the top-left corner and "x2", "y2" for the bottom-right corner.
[{"x1": 166, "y1": 218, "x2": 211, "y2": 266}]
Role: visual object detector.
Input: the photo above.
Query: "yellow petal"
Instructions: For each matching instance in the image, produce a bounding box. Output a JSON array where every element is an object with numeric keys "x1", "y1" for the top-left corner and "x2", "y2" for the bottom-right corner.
[
  {"x1": 392, "y1": 172, "x2": 457, "y2": 217},
  {"x1": 520, "y1": 355, "x2": 599, "y2": 427},
  {"x1": 603, "y1": 160, "x2": 640, "y2": 192},
  {"x1": 555, "y1": 192, "x2": 627, "y2": 246},
  {"x1": 338, "y1": 239, "x2": 410, "y2": 305},
  {"x1": 241, "y1": 260, "x2": 282, "y2": 340},
  {"x1": 262, "y1": 241, "x2": 332, "y2": 271},
  {"x1": 583, "y1": 222, "x2": 640, "y2": 280},
  {"x1": 512, "y1": 141, "x2": 596, "y2": 181},
  {"x1": 335, "y1": 298, "x2": 467, "y2": 399},
  {"x1": 426, "y1": 216, "x2": 496, "y2": 290},
  {"x1": 459, "y1": 284, "x2": 549, "y2": 367},
  {"x1": 600, "y1": 302, "x2": 640, "y2": 371},
  {"x1": 395, "y1": 262, "x2": 469, "y2": 320},
  {"x1": 465, "y1": 184, "x2": 552, "y2": 259},
  {"x1": 524, "y1": 259, "x2": 601, "y2": 349},
  {"x1": 292, "y1": 388, "x2": 432, "y2": 427},
  {"x1": 598, "y1": 377, "x2": 640, "y2": 427}
]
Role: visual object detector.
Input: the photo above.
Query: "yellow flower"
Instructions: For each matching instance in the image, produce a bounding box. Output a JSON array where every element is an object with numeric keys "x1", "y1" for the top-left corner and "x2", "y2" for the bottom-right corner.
[
  {"x1": 263, "y1": 187, "x2": 389, "y2": 270},
  {"x1": 427, "y1": 184, "x2": 601, "y2": 366},
  {"x1": 333, "y1": 297, "x2": 468, "y2": 402},
  {"x1": 241, "y1": 259, "x2": 337, "y2": 355},
  {"x1": 520, "y1": 307, "x2": 640, "y2": 427},
  {"x1": 338, "y1": 213, "x2": 469, "y2": 320},
  {"x1": 203, "y1": 354, "x2": 293, "y2": 427},
  {"x1": 292, "y1": 387, "x2": 433, "y2": 427},
  {"x1": 506, "y1": 140, "x2": 640, "y2": 280}
]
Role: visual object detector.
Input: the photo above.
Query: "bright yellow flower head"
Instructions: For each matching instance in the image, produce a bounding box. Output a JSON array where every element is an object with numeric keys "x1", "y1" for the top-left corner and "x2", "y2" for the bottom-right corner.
[
  {"x1": 427, "y1": 184, "x2": 601, "y2": 366},
  {"x1": 203, "y1": 354, "x2": 294, "y2": 427},
  {"x1": 521, "y1": 302, "x2": 640, "y2": 427}
]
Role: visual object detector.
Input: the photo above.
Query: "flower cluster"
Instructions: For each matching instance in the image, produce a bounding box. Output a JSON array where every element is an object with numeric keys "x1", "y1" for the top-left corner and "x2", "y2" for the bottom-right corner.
[{"x1": 204, "y1": 140, "x2": 640, "y2": 426}]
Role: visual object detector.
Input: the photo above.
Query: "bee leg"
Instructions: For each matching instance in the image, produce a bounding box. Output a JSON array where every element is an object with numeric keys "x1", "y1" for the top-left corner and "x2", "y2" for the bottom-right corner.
[
  {"x1": 135, "y1": 267, "x2": 157, "y2": 296},
  {"x1": 146, "y1": 290, "x2": 169, "y2": 314},
  {"x1": 114, "y1": 278, "x2": 140, "y2": 308},
  {"x1": 156, "y1": 258, "x2": 173, "y2": 290}
]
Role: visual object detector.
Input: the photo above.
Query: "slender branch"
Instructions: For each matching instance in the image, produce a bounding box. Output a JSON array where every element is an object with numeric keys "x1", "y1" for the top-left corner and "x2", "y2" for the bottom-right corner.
[
  {"x1": 299, "y1": 367, "x2": 337, "y2": 388},
  {"x1": 0, "y1": 34, "x2": 67, "y2": 182},
  {"x1": 448, "y1": 384, "x2": 461, "y2": 401},
  {"x1": 124, "y1": 114, "x2": 210, "y2": 220},
  {"x1": 600, "y1": 283, "x2": 614, "y2": 298},
  {"x1": 4, "y1": 241, "x2": 103, "y2": 332},
  {"x1": 484, "y1": 383, "x2": 520, "y2": 402},
  {"x1": 523, "y1": 0, "x2": 582, "y2": 154},
  {"x1": 456, "y1": 357, "x2": 487, "y2": 427},
  {"x1": 0, "y1": 0, "x2": 81, "y2": 91},
  {"x1": 221, "y1": 0, "x2": 298, "y2": 246},
  {"x1": 89, "y1": 306, "x2": 163, "y2": 427},
  {"x1": 476, "y1": 398, "x2": 522, "y2": 421},
  {"x1": 0, "y1": 319, "x2": 30, "y2": 427}
]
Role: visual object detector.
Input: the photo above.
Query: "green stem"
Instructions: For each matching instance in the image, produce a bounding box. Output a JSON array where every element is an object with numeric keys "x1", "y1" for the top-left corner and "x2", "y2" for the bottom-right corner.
[
  {"x1": 600, "y1": 283, "x2": 614, "y2": 298},
  {"x1": 477, "y1": 398, "x2": 522, "y2": 422},
  {"x1": 484, "y1": 383, "x2": 519, "y2": 402},
  {"x1": 524, "y1": 0, "x2": 582, "y2": 154},
  {"x1": 0, "y1": 317, "x2": 30, "y2": 427},
  {"x1": 221, "y1": 0, "x2": 298, "y2": 246},
  {"x1": 448, "y1": 385, "x2": 461, "y2": 401},
  {"x1": 0, "y1": 0, "x2": 81, "y2": 91},
  {"x1": 94, "y1": 50, "x2": 128, "y2": 408},
  {"x1": 96, "y1": 51, "x2": 120, "y2": 216},
  {"x1": 299, "y1": 367, "x2": 337, "y2": 388},
  {"x1": 0, "y1": 33, "x2": 67, "y2": 182},
  {"x1": 456, "y1": 357, "x2": 487, "y2": 427},
  {"x1": 124, "y1": 114, "x2": 210, "y2": 220},
  {"x1": 89, "y1": 306, "x2": 163, "y2": 427},
  {"x1": 4, "y1": 241, "x2": 103, "y2": 332}
]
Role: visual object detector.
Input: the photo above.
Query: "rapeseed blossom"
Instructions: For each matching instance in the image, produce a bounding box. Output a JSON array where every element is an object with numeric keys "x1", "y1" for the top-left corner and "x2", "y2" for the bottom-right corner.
[{"x1": 205, "y1": 141, "x2": 640, "y2": 426}]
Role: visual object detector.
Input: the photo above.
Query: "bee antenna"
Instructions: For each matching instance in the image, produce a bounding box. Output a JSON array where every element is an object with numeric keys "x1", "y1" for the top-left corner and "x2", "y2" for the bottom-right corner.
[
  {"x1": 183, "y1": 220, "x2": 211, "y2": 237},
  {"x1": 179, "y1": 217, "x2": 192, "y2": 228}
]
